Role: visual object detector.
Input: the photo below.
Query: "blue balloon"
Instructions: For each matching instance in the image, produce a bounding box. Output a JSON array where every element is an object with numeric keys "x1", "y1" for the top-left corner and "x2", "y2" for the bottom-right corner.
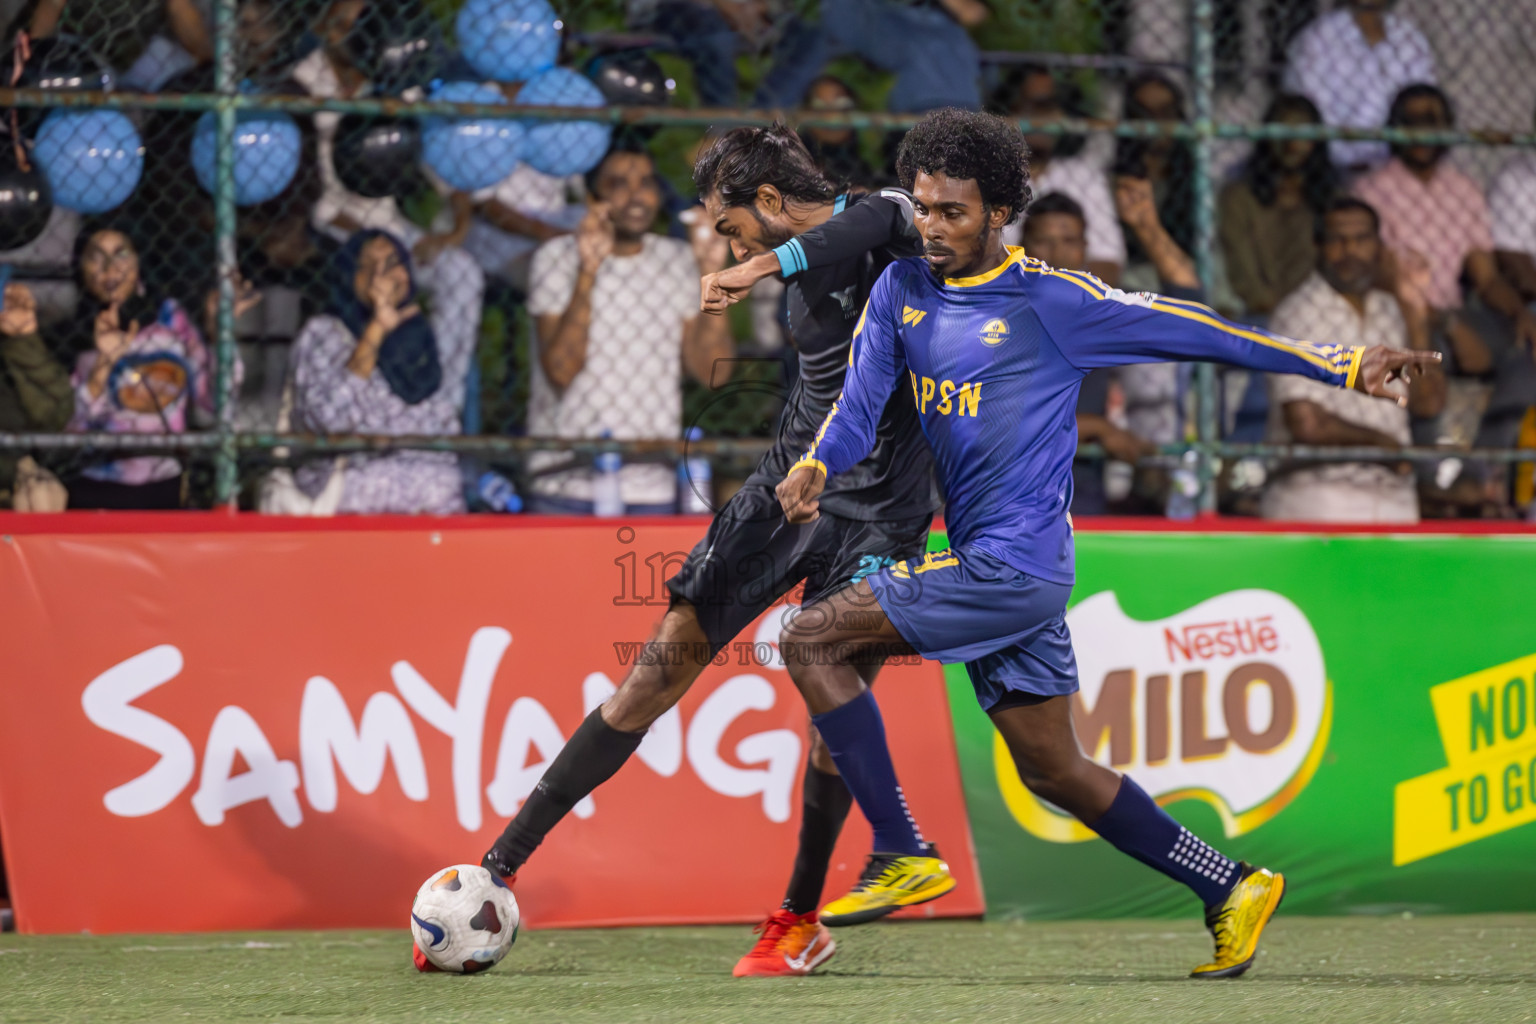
[
  {"x1": 32, "y1": 110, "x2": 143, "y2": 214},
  {"x1": 458, "y1": 0, "x2": 560, "y2": 83},
  {"x1": 516, "y1": 67, "x2": 611, "y2": 177},
  {"x1": 422, "y1": 81, "x2": 526, "y2": 192},
  {"x1": 191, "y1": 110, "x2": 302, "y2": 206}
]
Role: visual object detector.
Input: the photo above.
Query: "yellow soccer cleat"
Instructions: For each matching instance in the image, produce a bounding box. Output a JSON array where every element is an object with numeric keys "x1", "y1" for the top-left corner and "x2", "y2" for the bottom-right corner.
[
  {"x1": 819, "y1": 852, "x2": 957, "y2": 927},
  {"x1": 1190, "y1": 863, "x2": 1286, "y2": 979}
]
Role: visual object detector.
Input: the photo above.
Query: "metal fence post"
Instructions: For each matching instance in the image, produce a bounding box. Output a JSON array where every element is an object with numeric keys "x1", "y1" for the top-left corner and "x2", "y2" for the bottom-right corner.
[
  {"x1": 1189, "y1": 0, "x2": 1219, "y2": 513},
  {"x1": 212, "y1": 0, "x2": 240, "y2": 507}
]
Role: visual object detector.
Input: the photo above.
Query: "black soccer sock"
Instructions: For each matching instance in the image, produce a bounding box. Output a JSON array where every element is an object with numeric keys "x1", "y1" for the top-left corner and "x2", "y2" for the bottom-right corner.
[
  {"x1": 781, "y1": 761, "x2": 855, "y2": 916},
  {"x1": 482, "y1": 708, "x2": 645, "y2": 876}
]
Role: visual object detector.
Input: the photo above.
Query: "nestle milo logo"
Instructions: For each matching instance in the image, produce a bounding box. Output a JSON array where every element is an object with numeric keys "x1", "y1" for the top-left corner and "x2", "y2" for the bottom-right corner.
[{"x1": 995, "y1": 589, "x2": 1331, "y2": 843}]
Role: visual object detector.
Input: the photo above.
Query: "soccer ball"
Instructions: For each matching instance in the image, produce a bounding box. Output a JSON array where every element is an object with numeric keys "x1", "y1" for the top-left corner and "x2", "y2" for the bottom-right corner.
[{"x1": 409, "y1": 864, "x2": 521, "y2": 973}]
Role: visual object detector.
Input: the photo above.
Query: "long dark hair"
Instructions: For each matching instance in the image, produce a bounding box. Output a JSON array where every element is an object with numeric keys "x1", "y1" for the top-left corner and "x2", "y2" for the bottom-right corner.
[
  {"x1": 692, "y1": 123, "x2": 834, "y2": 208},
  {"x1": 1114, "y1": 72, "x2": 1196, "y2": 253},
  {"x1": 1246, "y1": 94, "x2": 1335, "y2": 212}
]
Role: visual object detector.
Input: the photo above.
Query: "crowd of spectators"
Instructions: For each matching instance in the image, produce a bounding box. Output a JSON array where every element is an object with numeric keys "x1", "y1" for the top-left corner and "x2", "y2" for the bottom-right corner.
[{"x1": 2, "y1": 0, "x2": 1535, "y2": 522}]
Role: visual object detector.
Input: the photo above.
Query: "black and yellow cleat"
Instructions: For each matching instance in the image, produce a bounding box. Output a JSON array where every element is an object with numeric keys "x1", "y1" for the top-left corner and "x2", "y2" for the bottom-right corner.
[
  {"x1": 1190, "y1": 862, "x2": 1286, "y2": 979},
  {"x1": 819, "y1": 851, "x2": 957, "y2": 927}
]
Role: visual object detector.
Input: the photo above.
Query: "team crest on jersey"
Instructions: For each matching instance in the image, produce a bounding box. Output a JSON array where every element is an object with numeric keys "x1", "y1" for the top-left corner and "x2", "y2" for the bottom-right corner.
[{"x1": 979, "y1": 318, "x2": 1010, "y2": 346}]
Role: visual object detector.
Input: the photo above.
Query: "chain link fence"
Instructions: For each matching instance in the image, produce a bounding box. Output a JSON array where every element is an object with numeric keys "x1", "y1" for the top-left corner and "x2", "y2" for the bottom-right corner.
[{"x1": 2, "y1": 0, "x2": 1535, "y2": 519}]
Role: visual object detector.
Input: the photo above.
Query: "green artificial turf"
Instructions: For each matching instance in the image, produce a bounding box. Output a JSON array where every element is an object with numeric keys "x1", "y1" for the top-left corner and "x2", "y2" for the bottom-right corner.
[{"x1": 2, "y1": 915, "x2": 1533, "y2": 1023}]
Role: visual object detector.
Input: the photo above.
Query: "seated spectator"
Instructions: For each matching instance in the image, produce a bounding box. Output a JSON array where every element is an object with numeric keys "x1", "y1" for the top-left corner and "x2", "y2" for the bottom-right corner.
[
  {"x1": 1488, "y1": 117, "x2": 1536, "y2": 304},
  {"x1": 289, "y1": 230, "x2": 474, "y2": 515},
  {"x1": 1112, "y1": 173, "x2": 1203, "y2": 478},
  {"x1": 62, "y1": 227, "x2": 233, "y2": 510},
  {"x1": 1262, "y1": 197, "x2": 1444, "y2": 523},
  {"x1": 756, "y1": 0, "x2": 987, "y2": 122},
  {"x1": 1282, "y1": 0, "x2": 1436, "y2": 170},
  {"x1": 1113, "y1": 72, "x2": 1196, "y2": 288},
  {"x1": 1001, "y1": 65, "x2": 1125, "y2": 285},
  {"x1": 1352, "y1": 85, "x2": 1536, "y2": 362},
  {"x1": 798, "y1": 75, "x2": 876, "y2": 191},
  {"x1": 0, "y1": 282, "x2": 72, "y2": 510},
  {"x1": 1219, "y1": 94, "x2": 1337, "y2": 319},
  {"x1": 526, "y1": 141, "x2": 733, "y2": 514},
  {"x1": 1022, "y1": 194, "x2": 1155, "y2": 516}
]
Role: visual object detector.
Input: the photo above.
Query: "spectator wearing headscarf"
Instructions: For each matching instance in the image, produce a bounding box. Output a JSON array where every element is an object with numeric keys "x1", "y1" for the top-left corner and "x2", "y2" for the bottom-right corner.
[{"x1": 289, "y1": 230, "x2": 474, "y2": 514}]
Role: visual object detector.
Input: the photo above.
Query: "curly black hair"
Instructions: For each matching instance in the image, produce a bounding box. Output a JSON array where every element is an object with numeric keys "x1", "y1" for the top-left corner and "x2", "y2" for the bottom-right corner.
[{"x1": 895, "y1": 108, "x2": 1031, "y2": 226}]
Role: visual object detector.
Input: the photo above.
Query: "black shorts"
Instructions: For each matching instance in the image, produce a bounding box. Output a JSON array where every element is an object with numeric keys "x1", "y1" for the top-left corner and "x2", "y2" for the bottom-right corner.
[{"x1": 665, "y1": 484, "x2": 933, "y2": 657}]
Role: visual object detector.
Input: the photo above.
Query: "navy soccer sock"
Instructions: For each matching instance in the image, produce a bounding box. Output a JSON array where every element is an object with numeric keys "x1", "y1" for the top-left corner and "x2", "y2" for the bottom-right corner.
[
  {"x1": 809, "y1": 690, "x2": 927, "y2": 857},
  {"x1": 1087, "y1": 775, "x2": 1239, "y2": 907}
]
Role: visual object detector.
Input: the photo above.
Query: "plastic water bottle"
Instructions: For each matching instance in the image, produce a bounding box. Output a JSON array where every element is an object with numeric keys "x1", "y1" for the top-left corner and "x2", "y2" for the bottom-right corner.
[
  {"x1": 477, "y1": 471, "x2": 522, "y2": 513},
  {"x1": 593, "y1": 431, "x2": 625, "y2": 517},
  {"x1": 1166, "y1": 449, "x2": 1200, "y2": 520},
  {"x1": 679, "y1": 426, "x2": 713, "y2": 514}
]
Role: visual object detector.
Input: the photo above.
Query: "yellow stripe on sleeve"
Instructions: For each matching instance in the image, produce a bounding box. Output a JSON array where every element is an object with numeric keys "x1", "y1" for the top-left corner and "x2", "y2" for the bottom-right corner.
[
  {"x1": 1343, "y1": 346, "x2": 1365, "y2": 391},
  {"x1": 1144, "y1": 297, "x2": 1344, "y2": 374}
]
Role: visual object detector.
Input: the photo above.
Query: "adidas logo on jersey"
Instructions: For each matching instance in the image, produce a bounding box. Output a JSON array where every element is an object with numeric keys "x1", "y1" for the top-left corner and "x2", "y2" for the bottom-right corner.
[{"x1": 902, "y1": 306, "x2": 928, "y2": 326}]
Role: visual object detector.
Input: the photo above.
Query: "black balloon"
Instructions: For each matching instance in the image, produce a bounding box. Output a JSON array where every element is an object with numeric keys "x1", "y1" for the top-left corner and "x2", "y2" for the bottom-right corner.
[
  {"x1": 332, "y1": 115, "x2": 423, "y2": 199},
  {"x1": 9, "y1": 34, "x2": 116, "y2": 137},
  {"x1": 344, "y1": 5, "x2": 444, "y2": 96},
  {"x1": 0, "y1": 152, "x2": 54, "y2": 252},
  {"x1": 12, "y1": 34, "x2": 115, "y2": 93},
  {"x1": 588, "y1": 52, "x2": 673, "y2": 107}
]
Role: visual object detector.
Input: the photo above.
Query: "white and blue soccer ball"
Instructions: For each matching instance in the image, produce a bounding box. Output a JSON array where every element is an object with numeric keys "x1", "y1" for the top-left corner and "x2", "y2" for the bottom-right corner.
[{"x1": 410, "y1": 864, "x2": 521, "y2": 973}]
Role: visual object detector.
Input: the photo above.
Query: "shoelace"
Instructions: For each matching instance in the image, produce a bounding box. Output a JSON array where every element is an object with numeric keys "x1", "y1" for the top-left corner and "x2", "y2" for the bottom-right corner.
[
  {"x1": 750, "y1": 914, "x2": 793, "y2": 949},
  {"x1": 1209, "y1": 907, "x2": 1237, "y2": 954},
  {"x1": 850, "y1": 854, "x2": 902, "y2": 892}
]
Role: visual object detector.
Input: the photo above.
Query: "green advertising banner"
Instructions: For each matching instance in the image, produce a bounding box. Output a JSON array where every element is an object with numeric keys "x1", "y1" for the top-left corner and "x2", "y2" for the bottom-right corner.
[{"x1": 934, "y1": 531, "x2": 1536, "y2": 920}]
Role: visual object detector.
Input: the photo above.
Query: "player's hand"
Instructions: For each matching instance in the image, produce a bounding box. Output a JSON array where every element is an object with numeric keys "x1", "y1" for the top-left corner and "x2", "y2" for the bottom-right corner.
[
  {"x1": 1352, "y1": 346, "x2": 1441, "y2": 405},
  {"x1": 776, "y1": 463, "x2": 826, "y2": 523},
  {"x1": 700, "y1": 253, "x2": 775, "y2": 315}
]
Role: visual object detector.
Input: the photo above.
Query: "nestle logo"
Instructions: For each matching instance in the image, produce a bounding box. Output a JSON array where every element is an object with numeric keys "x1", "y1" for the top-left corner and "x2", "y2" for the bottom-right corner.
[{"x1": 1164, "y1": 617, "x2": 1279, "y2": 663}]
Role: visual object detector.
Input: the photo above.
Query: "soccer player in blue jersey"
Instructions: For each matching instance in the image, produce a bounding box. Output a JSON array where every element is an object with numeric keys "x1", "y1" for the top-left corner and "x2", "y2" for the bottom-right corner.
[{"x1": 772, "y1": 109, "x2": 1439, "y2": 978}]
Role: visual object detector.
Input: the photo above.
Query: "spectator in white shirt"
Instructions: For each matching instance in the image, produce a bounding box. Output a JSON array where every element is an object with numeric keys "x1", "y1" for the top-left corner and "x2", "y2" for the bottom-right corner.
[
  {"x1": 525, "y1": 141, "x2": 735, "y2": 514},
  {"x1": 1262, "y1": 197, "x2": 1444, "y2": 523},
  {"x1": 1282, "y1": 0, "x2": 1437, "y2": 170},
  {"x1": 1000, "y1": 64, "x2": 1125, "y2": 286}
]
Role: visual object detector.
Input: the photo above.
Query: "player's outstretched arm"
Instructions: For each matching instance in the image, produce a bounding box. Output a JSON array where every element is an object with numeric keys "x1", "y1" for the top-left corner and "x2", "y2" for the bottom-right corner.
[
  {"x1": 701, "y1": 191, "x2": 914, "y2": 314},
  {"x1": 1038, "y1": 274, "x2": 1372, "y2": 390},
  {"x1": 1352, "y1": 345, "x2": 1443, "y2": 406}
]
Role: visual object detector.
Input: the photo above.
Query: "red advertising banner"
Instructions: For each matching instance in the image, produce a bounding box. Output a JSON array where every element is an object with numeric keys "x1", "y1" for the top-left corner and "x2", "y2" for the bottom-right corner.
[{"x1": 0, "y1": 516, "x2": 981, "y2": 934}]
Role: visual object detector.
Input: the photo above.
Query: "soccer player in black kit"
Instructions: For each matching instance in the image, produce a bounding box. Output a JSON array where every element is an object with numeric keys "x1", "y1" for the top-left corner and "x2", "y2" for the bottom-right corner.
[{"x1": 450, "y1": 126, "x2": 957, "y2": 978}]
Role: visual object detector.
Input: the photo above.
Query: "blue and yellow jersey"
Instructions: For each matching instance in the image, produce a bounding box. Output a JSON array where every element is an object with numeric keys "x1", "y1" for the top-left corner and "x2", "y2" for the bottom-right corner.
[{"x1": 793, "y1": 248, "x2": 1363, "y2": 584}]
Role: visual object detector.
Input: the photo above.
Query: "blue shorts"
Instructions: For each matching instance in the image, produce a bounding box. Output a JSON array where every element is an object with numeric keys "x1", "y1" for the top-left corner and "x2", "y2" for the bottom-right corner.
[{"x1": 867, "y1": 545, "x2": 1079, "y2": 711}]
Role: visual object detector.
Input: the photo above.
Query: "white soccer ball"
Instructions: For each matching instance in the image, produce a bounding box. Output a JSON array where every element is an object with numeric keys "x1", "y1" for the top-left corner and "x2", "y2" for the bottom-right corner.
[{"x1": 409, "y1": 864, "x2": 521, "y2": 973}]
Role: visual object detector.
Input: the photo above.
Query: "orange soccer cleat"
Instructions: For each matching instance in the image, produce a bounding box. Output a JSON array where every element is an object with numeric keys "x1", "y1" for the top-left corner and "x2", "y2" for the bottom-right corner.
[
  {"x1": 412, "y1": 942, "x2": 442, "y2": 973},
  {"x1": 732, "y1": 909, "x2": 837, "y2": 977}
]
